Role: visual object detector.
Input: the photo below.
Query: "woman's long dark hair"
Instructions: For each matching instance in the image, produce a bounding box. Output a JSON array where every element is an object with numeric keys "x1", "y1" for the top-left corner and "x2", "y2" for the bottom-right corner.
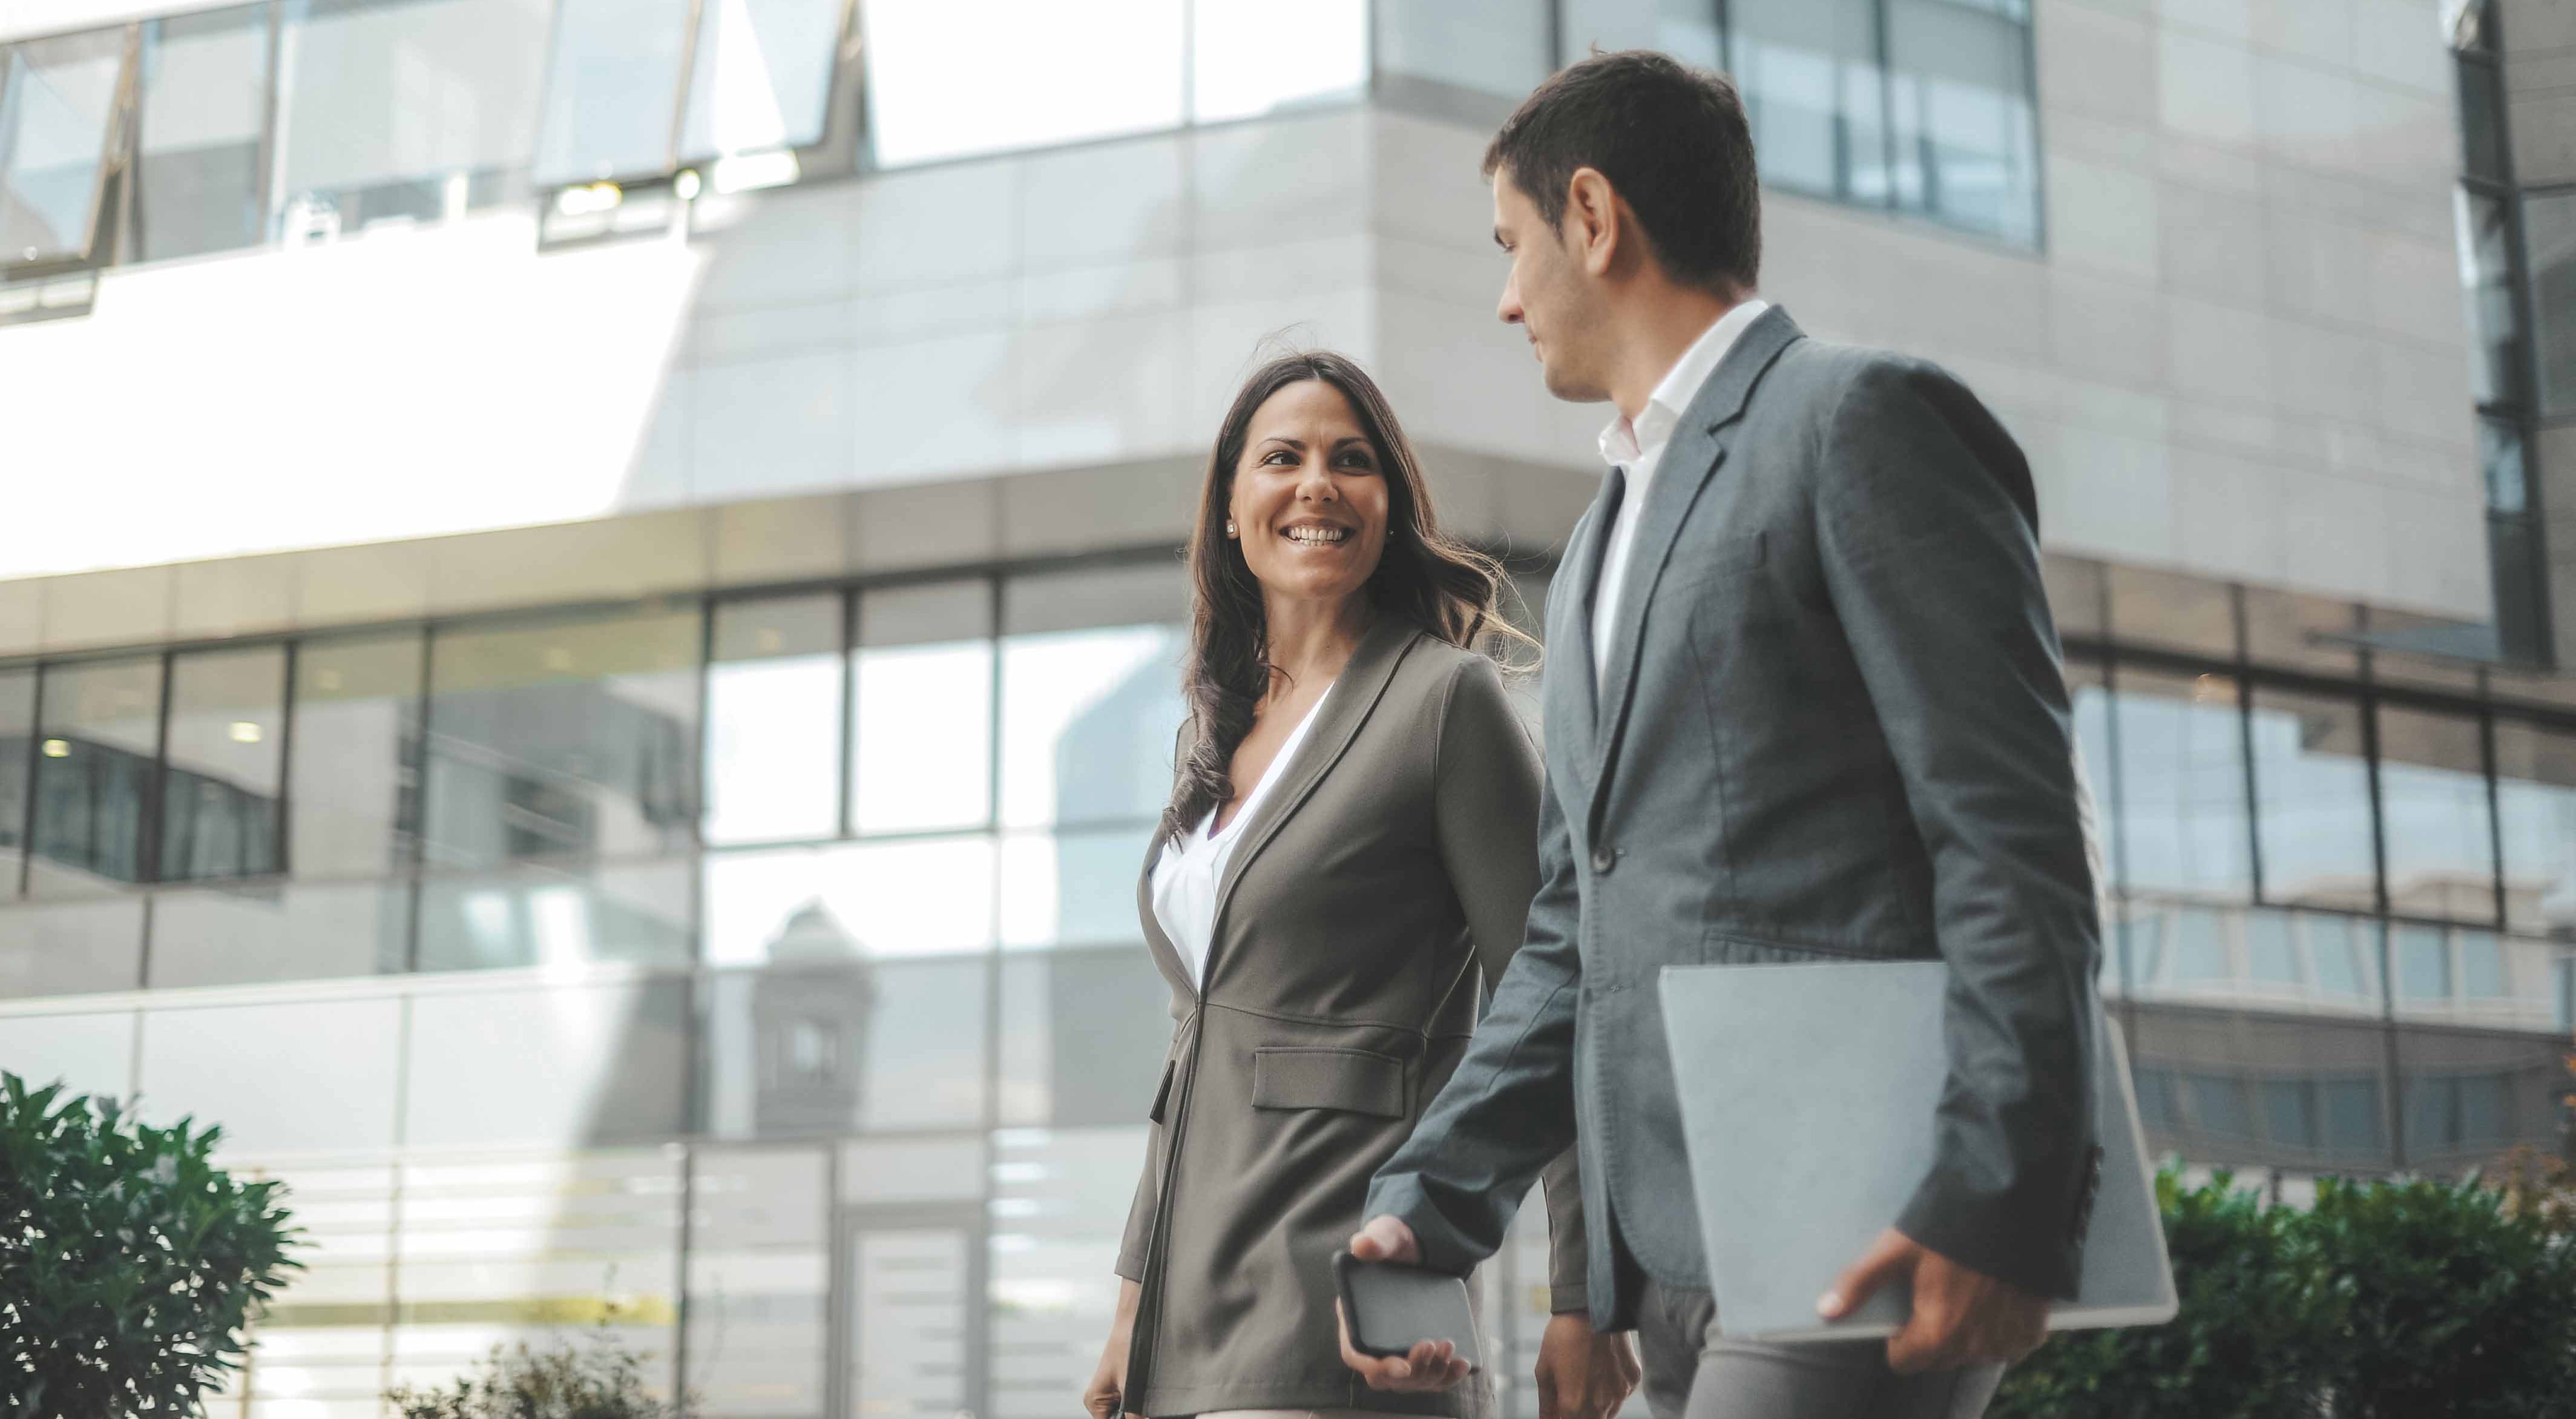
[{"x1": 1162, "y1": 350, "x2": 1532, "y2": 843}]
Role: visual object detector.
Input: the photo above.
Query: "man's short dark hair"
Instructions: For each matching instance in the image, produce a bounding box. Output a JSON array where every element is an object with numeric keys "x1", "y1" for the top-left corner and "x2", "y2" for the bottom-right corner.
[{"x1": 1483, "y1": 50, "x2": 1761, "y2": 291}]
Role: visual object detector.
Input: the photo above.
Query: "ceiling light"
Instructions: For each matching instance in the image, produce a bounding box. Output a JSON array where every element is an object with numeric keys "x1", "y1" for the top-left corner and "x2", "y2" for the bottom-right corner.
[
  {"x1": 229, "y1": 721, "x2": 264, "y2": 744},
  {"x1": 40, "y1": 739, "x2": 68, "y2": 758},
  {"x1": 674, "y1": 169, "x2": 703, "y2": 201},
  {"x1": 554, "y1": 182, "x2": 624, "y2": 217}
]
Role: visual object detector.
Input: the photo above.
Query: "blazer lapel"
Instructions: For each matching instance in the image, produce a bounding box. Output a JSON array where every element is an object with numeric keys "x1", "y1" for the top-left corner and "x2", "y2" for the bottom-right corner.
[{"x1": 1590, "y1": 306, "x2": 1804, "y2": 820}]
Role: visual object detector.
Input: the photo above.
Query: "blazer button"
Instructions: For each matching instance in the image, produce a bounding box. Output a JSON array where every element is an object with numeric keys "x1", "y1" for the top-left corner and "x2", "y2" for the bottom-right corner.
[{"x1": 1591, "y1": 844, "x2": 1617, "y2": 874}]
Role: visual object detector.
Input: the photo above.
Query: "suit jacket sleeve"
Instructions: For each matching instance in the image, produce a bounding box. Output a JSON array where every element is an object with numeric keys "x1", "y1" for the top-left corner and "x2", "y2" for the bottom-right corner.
[
  {"x1": 1813, "y1": 357, "x2": 2103, "y2": 1299},
  {"x1": 1428, "y1": 654, "x2": 1590, "y2": 1314},
  {"x1": 1367, "y1": 664, "x2": 1585, "y2": 1287}
]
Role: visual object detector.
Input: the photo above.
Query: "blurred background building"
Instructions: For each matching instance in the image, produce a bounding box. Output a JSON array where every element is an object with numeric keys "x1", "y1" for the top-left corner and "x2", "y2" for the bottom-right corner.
[{"x1": 0, "y1": 0, "x2": 2569, "y2": 1414}]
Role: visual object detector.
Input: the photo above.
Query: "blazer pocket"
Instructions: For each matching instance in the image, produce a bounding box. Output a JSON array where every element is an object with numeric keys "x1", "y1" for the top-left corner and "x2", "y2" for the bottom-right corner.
[
  {"x1": 1249, "y1": 1047, "x2": 1407, "y2": 1118},
  {"x1": 1148, "y1": 1058, "x2": 1177, "y2": 1124}
]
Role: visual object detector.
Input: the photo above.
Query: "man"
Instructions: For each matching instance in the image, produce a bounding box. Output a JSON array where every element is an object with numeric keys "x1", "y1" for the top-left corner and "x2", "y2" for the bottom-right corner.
[{"x1": 1337, "y1": 51, "x2": 2103, "y2": 1419}]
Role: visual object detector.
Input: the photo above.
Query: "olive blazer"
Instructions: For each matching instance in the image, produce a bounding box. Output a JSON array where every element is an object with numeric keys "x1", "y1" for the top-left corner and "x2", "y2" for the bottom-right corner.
[{"x1": 1114, "y1": 619, "x2": 1586, "y2": 1419}]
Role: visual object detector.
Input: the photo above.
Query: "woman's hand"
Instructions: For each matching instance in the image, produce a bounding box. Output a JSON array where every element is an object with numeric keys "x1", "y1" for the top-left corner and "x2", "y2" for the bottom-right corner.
[
  {"x1": 1084, "y1": 1278, "x2": 1144, "y2": 1419},
  {"x1": 1534, "y1": 1312, "x2": 1639, "y2": 1419}
]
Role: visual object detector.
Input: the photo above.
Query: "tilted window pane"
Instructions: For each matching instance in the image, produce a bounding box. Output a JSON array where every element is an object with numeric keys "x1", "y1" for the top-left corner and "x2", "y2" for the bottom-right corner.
[
  {"x1": 704, "y1": 837, "x2": 997, "y2": 966},
  {"x1": 706, "y1": 594, "x2": 844, "y2": 846},
  {"x1": 272, "y1": 0, "x2": 550, "y2": 234},
  {"x1": 2250, "y1": 688, "x2": 2374, "y2": 911},
  {"x1": 29, "y1": 655, "x2": 162, "y2": 895},
  {"x1": 2107, "y1": 670, "x2": 2252, "y2": 900},
  {"x1": 861, "y1": 0, "x2": 1182, "y2": 168},
  {"x1": 2455, "y1": 188, "x2": 2523, "y2": 408},
  {"x1": 135, "y1": 5, "x2": 271, "y2": 262},
  {"x1": 2494, "y1": 717, "x2": 2576, "y2": 937},
  {"x1": 0, "y1": 30, "x2": 125, "y2": 267},
  {"x1": 0, "y1": 668, "x2": 31, "y2": 894},
  {"x1": 290, "y1": 633, "x2": 424, "y2": 880},
  {"x1": 853, "y1": 580, "x2": 990, "y2": 835},
  {"x1": 2376, "y1": 706, "x2": 2495, "y2": 923},
  {"x1": 1188, "y1": 0, "x2": 1365, "y2": 125},
  {"x1": 421, "y1": 606, "x2": 700, "y2": 868},
  {"x1": 999, "y1": 564, "x2": 1186, "y2": 830},
  {"x1": 160, "y1": 645, "x2": 285, "y2": 883},
  {"x1": 1885, "y1": 0, "x2": 2038, "y2": 245},
  {"x1": 2525, "y1": 189, "x2": 2576, "y2": 420},
  {"x1": 1374, "y1": 0, "x2": 1551, "y2": 102},
  {"x1": 532, "y1": 0, "x2": 691, "y2": 185},
  {"x1": 1727, "y1": 0, "x2": 1889, "y2": 205},
  {"x1": 677, "y1": 0, "x2": 844, "y2": 163},
  {"x1": 705, "y1": 956, "x2": 988, "y2": 1136},
  {"x1": 415, "y1": 855, "x2": 692, "y2": 970}
]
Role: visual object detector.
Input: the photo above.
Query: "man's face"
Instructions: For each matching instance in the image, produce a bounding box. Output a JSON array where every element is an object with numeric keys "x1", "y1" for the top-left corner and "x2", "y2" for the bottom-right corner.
[{"x1": 1492, "y1": 166, "x2": 1610, "y2": 404}]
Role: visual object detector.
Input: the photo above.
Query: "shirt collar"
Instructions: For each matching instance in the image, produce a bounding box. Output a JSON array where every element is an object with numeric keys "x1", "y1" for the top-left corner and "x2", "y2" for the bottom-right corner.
[{"x1": 1597, "y1": 297, "x2": 1772, "y2": 470}]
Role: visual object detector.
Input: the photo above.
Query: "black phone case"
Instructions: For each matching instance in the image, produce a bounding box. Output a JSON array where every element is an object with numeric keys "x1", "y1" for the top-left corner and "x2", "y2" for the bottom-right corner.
[{"x1": 1333, "y1": 1252, "x2": 1482, "y2": 1368}]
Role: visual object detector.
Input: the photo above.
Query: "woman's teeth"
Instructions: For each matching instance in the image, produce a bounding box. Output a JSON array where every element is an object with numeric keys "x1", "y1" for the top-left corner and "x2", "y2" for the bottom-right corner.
[{"x1": 1285, "y1": 526, "x2": 1347, "y2": 545}]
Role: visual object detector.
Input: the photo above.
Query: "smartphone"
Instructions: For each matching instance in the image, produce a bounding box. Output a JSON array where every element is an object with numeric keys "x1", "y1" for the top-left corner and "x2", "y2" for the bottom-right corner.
[{"x1": 1333, "y1": 1253, "x2": 1482, "y2": 1368}]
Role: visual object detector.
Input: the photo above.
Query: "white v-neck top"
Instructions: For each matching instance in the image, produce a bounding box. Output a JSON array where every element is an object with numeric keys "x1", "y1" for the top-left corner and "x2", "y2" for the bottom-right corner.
[{"x1": 1150, "y1": 682, "x2": 1335, "y2": 989}]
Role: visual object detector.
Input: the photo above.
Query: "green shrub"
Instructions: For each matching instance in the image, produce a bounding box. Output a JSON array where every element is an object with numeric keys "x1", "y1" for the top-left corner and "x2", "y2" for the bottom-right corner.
[
  {"x1": 1991, "y1": 1170, "x2": 2344, "y2": 1419},
  {"x1": 0, "y1": 1072, "x2": 302, "y2": 1418},
  {"x1": 387, "y1": 1322, "x2": 694, "y2": 1418}
]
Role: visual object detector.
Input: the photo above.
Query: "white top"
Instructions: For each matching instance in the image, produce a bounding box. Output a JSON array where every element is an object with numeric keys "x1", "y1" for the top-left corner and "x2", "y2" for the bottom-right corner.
[
  {"x1": 1592, "y1": 297, "x2": 1772, "y2": 680},
  {"x1": 1149, "y1": 682, "x2": 1336, "y2": 989}
]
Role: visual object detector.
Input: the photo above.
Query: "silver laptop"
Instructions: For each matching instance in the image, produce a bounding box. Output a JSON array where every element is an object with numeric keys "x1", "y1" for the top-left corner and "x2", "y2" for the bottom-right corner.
[{"x1": 1657, "y1": 960, "x2": 2176, "y2": 1342}]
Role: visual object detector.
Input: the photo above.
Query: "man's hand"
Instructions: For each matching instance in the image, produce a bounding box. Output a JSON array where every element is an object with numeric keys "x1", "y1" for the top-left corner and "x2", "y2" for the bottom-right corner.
[
  {"x1": 1819, "y1": 1228, "x2": 2047, "y2": 1374},
  {"x1": 1082, "y1": 1277, "x2": 1142, "y2": 1419},
  {"x1": 1337, "y1": 1216, "x2": 1470, "y2": 1393},
  {"x1": 1534, "y1": 1313, "x2": 1638, "y2": 1419}
]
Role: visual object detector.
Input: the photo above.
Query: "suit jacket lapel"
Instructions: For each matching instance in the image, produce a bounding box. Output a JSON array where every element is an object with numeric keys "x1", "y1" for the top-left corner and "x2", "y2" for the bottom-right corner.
[{"x1": 1591, "y1": 306, "x2": 1804, "y2": 817}]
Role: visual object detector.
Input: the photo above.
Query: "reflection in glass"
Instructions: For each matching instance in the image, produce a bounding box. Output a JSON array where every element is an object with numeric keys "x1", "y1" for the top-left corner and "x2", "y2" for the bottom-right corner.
[
  {"x1": 2173, "y1": 908, "x2": 2228, "y2": 981},
  {"x1": 2497, "y1": 719, "x2": 2576, "y2": 935},
  {"x1": 706, "y1": 595, "x2": 843, "y2": 845},
  {"x1": 2131, "y1": 1007, "x2": 2393, "y2": 1168},
  {"x1": 160, "y1": 646, "x2": 285, "y2": 883},
  {"x1": 862, "y1": 0, "x2": 1183, "y2": 168},
  {"x1": 703, "y1": 837, "x2": 997, "y2": 965},
  {"x1": 1885, "y1": 0, "x2": 2038, "y2": 244},
  {"x1": 0, "y1": 897, "x2": 146, "y2": 997},
  {"x1": 272, "y1": 0, "x2": 551, "y2": 234},
  {"x1": 1728, "y1": 0, "x2": 1889, "y2": 205},
  {"x1": 2397, "y1": 1024, "x2": 2567, "y2": 1165},
  {"x1": 2460, "y1": 931, "x2": 2505, "y2": 998},
  {"x1": 2396, "y1": 924, "x2": 2450, "y2": 1003},
  {"x1": 2246, "y1": 910, "x2": 2299, "y2": 985},
  {"x1": 999, "y1": 566, "x2": 1185, "y2": 831},
  {"x1": 2181, "y1": 1073, "x2": 2253, "y2": 1141},
  {"x1": 422, "y1": 607, "x2": 699, "y2": 869},
  {"x1": 685, "y1": 1148, "x2": 830, "y2": 1415},
  {"x1": 136, "y1": 5, "x2": 273, "y2": 262},
  {"x1": 2480, "y1": 418, "x2": 2528, "y2": 515},
  {"x1": 147, "y1": 878, "x2": 410, "y2": 986},
  {"x1": 30, "y1": 656, "x2": 163, "y2": 894},
  {"x1": 2307, "y1": 914, "x2": 2377, "y2": 1002},
  {"x1": 2376, "y1": 706, "x2": 2494, "y2": 922},
  {"x1": 532, "y1": 0, "x2": 691, "y2": 185},
  {"x1": 289, "y1": 634, "x2": 424, "y2": 880},
  {"x1": 2457, "y1": 51, "x2": 2507, "y2": 182},
  {"x1": 0, "y1": 669, "x2": 31, "y2": 893},
  {"x1": 1189, "y1": 0, "x2": 1366, "y2": 123},
  {"x1": 2455, "y1": 188, "x2": 2522, "y2": 407},
  {"x1": 848, "y1": 1226, "x2": 971, "y2": 1418},
  {"x1": 2526, "y1": 189, "x2": 2576, "y2": 420},
  {"x1": 2109, "y1": 671, "x2": 2250, "y2": 900},
  {"x1": 2251, "y1": 689, "x2": 2374, "y2": 910},
  {"x1": 0, "y1": 29, "x2": 125, "y2": 266},
  {"x1": 415, "y1": 856, "x2": 692, "y2": 970},
  {"x1": 402, "y1": 979, "x2": 691, "y2": 1144},
  {"x1": 706, "y1": 957, "x2": 987, "y2": 1136},
  {"x1": 677, "y1": 0, "x2": 844, "y2": 163},
  {"x1": 855, "y1": 581, "x2": 991, "y2": 835},
  {"x1": 999, "y1": 825, "x2": 1156, "y2": 950},
  {"x1": 998, "y1": 944, "x2": 1174, "y2": 1127},
  {"x1": 987, "y1": 1127, "x2": 1149, "y2": 1419},
  {"x1": 1374, "y1": 0, "x2": 1551, "y2": 102}
]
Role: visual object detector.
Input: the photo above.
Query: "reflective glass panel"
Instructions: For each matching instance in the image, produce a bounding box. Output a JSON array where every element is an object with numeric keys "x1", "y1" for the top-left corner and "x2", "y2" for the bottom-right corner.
[
  {"x1": 532, "y1": 0, "x2": 691, "y2": 185},
  {"x1": 30, "y1": 655, "x2": 162, "y2": 895},
  {"x1": 421, "y1": 606, "x2": 700, "y2": 869},
  {"x1": 703, "y1": 837, "x2": 997, "y2": 966},
  {"x1": 2480, "y1": 416, "x2": 2528, "y2": 515},
  {"x1": 2395, "y1": 923, "x2": 2450, "y2": 1003},
  {"x1": 2250, "y1": 688, "x2": 2374, "y2": 911},
  {"x1": 1885, "y1": 0, "x2": 2038, "y2": 245},
  {"x1": 999, "y1": 824, "x2": 1157, "y2": 950},
  {"x1": 2527, "y1": 189, "x2": 2576, "y2": 420},
  {"x1": 0, "y1": 897, "x2": 145, "y2": 997},
  {"x1": 402, "y1": 978, "x2": 689, "y2": 1144},
  {"x1": 2396, "y1": 1024, "x2": 2567, "y2": 1168},
  {"x1": 2129, "y1": 1004, "x2": 2393, "y2": 1169},
  {"x1": 0, "y1": 30, "x2": 124, "y2": 266},
  {"x1": 2067, "y1": 660, "x2": 2114, "y2": 894},
  {"x1": 136, "y1": 5, "x2": 272, "y2": 262},
  {"x1": 677, "y1": 0, "x2": 843, "y2": 162},
  {"x1": 1189, "y1": 0, "x2": 1365, "y2": 123},
  {"x1": 853, "y1": 581, "x2": 991, "y2": 835},
  {"x1": 146, "y1": 878, "x2": 410, "y2": 986},
  {"x1": 1374, "y1": 0, "x2": 1551, "y2": 102},
  {"x1": 987, "y1": 1127, "x2": 1147, "y2": 1419},
  {"x1": 0, "y1": 668, "x2": 30, "y2": 894},
  {"x1": 2458, "y1": 56, "x2": 2507, "y2": 183},
  {"x1": 2495, "y1": 717, "x2": 2576, "y2": 937},
  {"x1": 415, "y1": 855, "x2": 692, "y2": 970},
  {"x1": 2376, "y1": 706, "x2": 2495, "y2": 922},
  {"x1": 2108, "y1": 670, "x2": 2251, "y2": 900},
  {"x1": 2246, "y1": 910, "x2": 2299, "y2": 986},
  {"x1": 706, "y1": 594, "x2": 844, "y2": 846},
  {"x1": 160, "y1": 645, "x2": 284, "y2": 883},
  {"x1": 861, "y1": 0, "x2": 1183, "y2": 168},
  {"x1": 999, "y1": 565, "x2": 1186, "y2": 830},
  {"x1": 2173, "y1": 907, "x2": 2229, "y2": 981},
  {"x1": 1727, "y1": 0, "x2": 1888, "y2": 205},
  {"x1": 708, "y1": 955, "x2": 988, "y2": 1136},
  {"x1": 685, "y1": 1147, "x2": 830, "y2": 1415},
  {"x1": 997, "y1": 944, "x2": 1174, "y2": 1127},
  {"x1": 272, "y1": 0, "x2": 551, "y2": 234},
  {"x1": 2305, "y1": 913, "x2": 2379, "y2": 1004},
  {"x1": 289, "y1": 633, "x2": 424, "y2": 880},
  {"x1": 2456, "y1": 187, "x2": 2523, "y2": 407},
  {"x1": 847, "y1": 1225, "x2": 972, "y2": 1417}
]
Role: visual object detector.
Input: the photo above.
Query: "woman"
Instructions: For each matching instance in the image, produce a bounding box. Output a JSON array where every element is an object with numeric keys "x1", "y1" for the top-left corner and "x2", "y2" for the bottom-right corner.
[{"x1": 1083, "y1": 352, "x2": 1638, "y2": 1419}]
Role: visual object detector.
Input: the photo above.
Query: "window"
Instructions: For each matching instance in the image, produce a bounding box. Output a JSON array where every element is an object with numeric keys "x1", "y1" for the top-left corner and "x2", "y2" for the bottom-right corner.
[
  {"x1": 0, "y1": 28, "x2": 129, "y2": 272},
  {"x1": 2246, "y1": 910, "x2": 2299, "y2": 986},
  {"x1": 705, "y1": 955, "x2": 989, "y2": 1136},
  {"x1": 531, "y1": 0, "x2": 694, "y2": 185},
  {"x1": 997, "y1": 565, "x2": 1186, "y2": 830},
  {"x1": 288, "y1": 633, "x2": 424, "y2": 880},
  {"x1": 2107, "y1": 670, "x2": 2252, "y2": 900},
  {"x1": 997, "y1": 943, "x2": 1174, "y2": 1127},
  {"x1": 135, "y1": 5, "x2": 272, "y2": 262},
  {"x1": 2250, "y1": 689, "x2": 2374, "y2": 911},
  {"x1": 2526, "y1": 189, "x2": 2576, "y2": 420},
  {"x1": 2396, "y1": 924, "x2": 2451, "y2": 1003},
  {"x1": 2492, "y1": 718, "x2": 2576, "y2": 937},
  {"x1": 705, "y1": 594, "x2": 845, "y2": 846},
  {"x1": 703, "y1": 837, "x2": 997, "y2": 966},
  {"x1": 2457, "y1": 189, "x2": 2525, "y2": 409},
  {"x1": 852, "y1": 581, "x2": 991, "y2": 835},
  {"x1": 675, "y1": 0, "x2": 844, "y2": 164},
  {"x1": 986, "y1": 1127, "x2": 1149, "y2": 1419},
  {"x1": 415, "y1": 854, "x2": 692, "y2": 970},
  {"x1": 28, "y1": 655, "x2": 163, "y2": 894},
  {"x1": 861, "y1": 0, "x2": 1184, "y2": 168},
  {"x1": 0, "y1": 669, "x2": 31, "y2": 894},
  {"x1": 2375, "y1": 706, "x2": 2496, "y2": 922},
  {"x1": 2306, "y1": 914, "x2": 2378, "y2": 1003},
  {"x1": 684, "y1": 1148, "x2": 830, "y2": 1415},
  {"x1": 1376, "y1": 0, "x2": 1552, "y2": 104},
  {"x1": 159, "y1": 646, "x2": 286, "y2": 883},
  {"x1": 1190, "y1": 0, "x2": 1367, "y2": 124}
]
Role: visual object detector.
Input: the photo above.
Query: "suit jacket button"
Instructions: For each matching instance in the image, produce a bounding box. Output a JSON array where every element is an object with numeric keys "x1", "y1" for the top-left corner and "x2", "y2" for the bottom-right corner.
[{"x1": 1591, "y1": 844, "x2": 1617, "y2": 874}]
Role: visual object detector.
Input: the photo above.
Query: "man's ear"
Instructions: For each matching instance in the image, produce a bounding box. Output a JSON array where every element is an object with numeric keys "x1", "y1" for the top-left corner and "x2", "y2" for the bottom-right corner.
[{"x1": 1563, "y1": 168, "x2": 1622, "y2": 278}]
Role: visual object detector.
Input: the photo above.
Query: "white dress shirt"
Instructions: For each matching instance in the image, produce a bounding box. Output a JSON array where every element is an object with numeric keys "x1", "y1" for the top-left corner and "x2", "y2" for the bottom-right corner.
[
  {"x1": 1149, "y1": 682, "x2": 1335, "y2": 987},
  {"x1": 1591, "y1": 298, "x2": 1772, "y2": 681}
]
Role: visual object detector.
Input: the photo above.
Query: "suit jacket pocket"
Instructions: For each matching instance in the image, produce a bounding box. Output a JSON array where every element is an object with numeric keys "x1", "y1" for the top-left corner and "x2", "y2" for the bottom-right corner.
[{"x1": 1249, "y1": 1047, "x2": 1407, "y2": 1117}]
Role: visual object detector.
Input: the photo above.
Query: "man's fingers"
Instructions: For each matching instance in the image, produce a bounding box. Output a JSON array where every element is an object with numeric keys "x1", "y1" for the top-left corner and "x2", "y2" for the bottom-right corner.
[
  {"x1": 1884, "y1": 1305, "x2": 1954, "y2": 1376},
  {"x1": 1819, "y1": 1228, "x2": 1914, "y2": 1320},
  {"x1": 1348, "y1": 1214, "x2": 1422, "y2": 1265}
]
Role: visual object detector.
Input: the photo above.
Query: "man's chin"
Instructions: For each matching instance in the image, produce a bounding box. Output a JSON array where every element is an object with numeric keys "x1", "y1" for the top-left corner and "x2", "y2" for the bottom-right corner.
[{"x1": 1538, "y1": 364, "x2": 1605, "y2": 404}]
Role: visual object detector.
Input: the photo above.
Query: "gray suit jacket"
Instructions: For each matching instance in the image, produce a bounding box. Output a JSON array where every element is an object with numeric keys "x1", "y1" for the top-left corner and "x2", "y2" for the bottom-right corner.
[{"x1": 1366, "y1": 306, "x2": 2104, "y2": 1326}]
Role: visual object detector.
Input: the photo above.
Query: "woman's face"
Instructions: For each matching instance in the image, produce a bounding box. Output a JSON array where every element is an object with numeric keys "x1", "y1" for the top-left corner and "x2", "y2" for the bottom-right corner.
[{"x1": 1227, "y1": 380, "x2": 1392, "y2": 609}]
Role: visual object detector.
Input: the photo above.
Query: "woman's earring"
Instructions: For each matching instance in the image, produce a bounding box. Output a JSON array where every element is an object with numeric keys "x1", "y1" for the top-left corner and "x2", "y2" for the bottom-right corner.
[{"x1": 1225, "y1": 519, "x2": 1238, "y2": 538}]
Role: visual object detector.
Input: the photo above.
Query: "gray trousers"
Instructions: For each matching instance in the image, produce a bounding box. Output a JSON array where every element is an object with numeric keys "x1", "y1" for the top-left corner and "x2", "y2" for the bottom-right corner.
[{"x1": 1632, "y1": 1276, "x2": 2003, "y2": 1419}]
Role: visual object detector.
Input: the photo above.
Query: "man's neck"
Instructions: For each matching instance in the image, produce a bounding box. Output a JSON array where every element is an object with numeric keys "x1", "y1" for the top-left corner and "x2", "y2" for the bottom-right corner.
[{"x1": 1606, "y1": 286, "x2": 1749, "y2": 424}]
